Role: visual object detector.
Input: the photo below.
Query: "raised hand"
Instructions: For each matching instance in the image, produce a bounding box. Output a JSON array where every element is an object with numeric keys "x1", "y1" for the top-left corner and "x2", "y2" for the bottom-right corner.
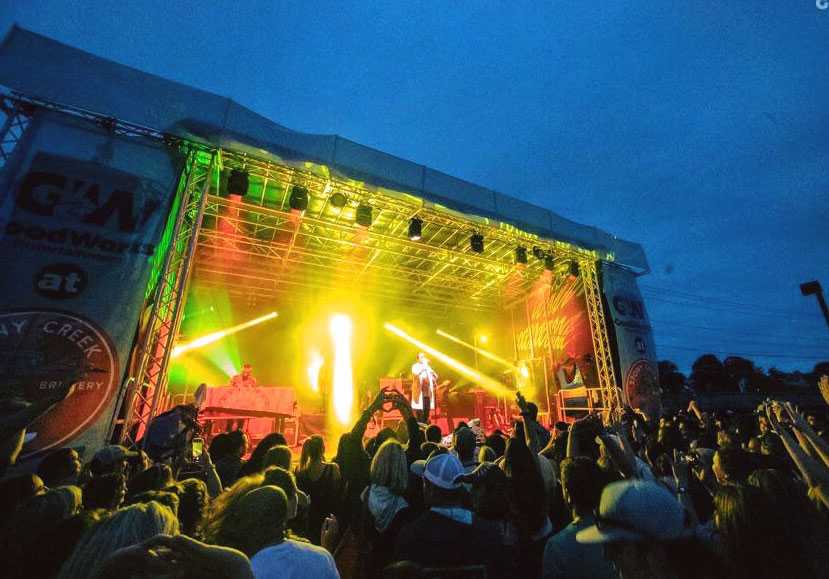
[
  {"x1": 515, "y1": 390, "x2": 529, "y2": 414},
  {"x1": 369, "y1": 389, "x2": 387, "y2": 413},
  {"x1": 321, "y1": 515, "x2": 340, "y2": 553},
  {"x1": 671, "y1": 449, "x2": 690, "y2": 488},
  {"x1": 764, "y1": 402, "x2": 785, "y2": 434},
  {"x1": 390, "y1": 391, "x2": 414, "y2": 417},
  {"x1": 783, "y1": 401, "x2": 809, "y2": 431}
]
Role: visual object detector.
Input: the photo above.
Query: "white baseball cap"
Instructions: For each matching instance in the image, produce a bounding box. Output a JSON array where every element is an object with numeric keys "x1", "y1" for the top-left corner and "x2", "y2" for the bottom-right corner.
[
  {"x1": 576, "y1": 480, "x2": 686, "y2": 544},
  {"x1": 410, "y1": 453, "x2": 465, "y2": 490}
]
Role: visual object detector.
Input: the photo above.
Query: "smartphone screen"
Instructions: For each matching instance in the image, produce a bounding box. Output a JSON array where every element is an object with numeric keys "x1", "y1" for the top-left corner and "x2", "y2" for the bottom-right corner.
[{"x1": 192, "y1": 437, "x2": 204, "y2": 459}]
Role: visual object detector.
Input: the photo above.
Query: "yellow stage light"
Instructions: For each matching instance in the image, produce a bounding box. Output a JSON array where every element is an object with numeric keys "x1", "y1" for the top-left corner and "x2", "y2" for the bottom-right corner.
[
  {"x1": 385, "y1": 323, "x2": 510, "y2": 397},
  {"x1": 519, "y1": 364, "x2": 530, "y2": 379},
  {"x1": 172, "y1": 312, "x2": 278, "y2": 358},
  {"x1": 307, "y1": 349, "x2": 324, "y2": 392},
  {"x1": 436, "y1": 329, "x2": 516, "y2": 370},
  {"x1": 478, "y1": 334, "x2": 489, "y2": 345},
  {"x1": 330, "y1": 314, "x2": 354, "y2": 425}
]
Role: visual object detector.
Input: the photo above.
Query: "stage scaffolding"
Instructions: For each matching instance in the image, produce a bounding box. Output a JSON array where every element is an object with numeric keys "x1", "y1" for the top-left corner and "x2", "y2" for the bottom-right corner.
[{"x1": 0, "y1": 93, "x2": 624, "y2": 440}]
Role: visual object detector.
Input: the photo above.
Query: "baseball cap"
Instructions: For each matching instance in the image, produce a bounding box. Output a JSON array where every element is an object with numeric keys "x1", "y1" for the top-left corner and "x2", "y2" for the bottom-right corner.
[
  {"x1": 576, "y1": 480, "x2": 685, "y2": 544},
  {"x1": 92, "y1": 445, "x2": 139, "y2": 465},
  {"x1": 410, "y1": 453, "x2": 465, "y2": 490}
]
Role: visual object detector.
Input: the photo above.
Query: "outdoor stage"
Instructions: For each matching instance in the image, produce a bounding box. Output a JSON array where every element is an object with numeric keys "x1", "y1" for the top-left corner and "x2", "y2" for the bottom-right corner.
[
  {"x1": 152, "y1": 154, "x2": 618, "y2": 446},
  {"x1": 0, "y1": 27, "x2": 657, "y2": 458}
]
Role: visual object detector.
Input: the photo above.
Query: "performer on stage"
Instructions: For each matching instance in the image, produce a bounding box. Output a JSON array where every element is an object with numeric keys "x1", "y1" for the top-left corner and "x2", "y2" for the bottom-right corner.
[
  {"x1": 230, "y1": 363, "x2": 258, "y2": 388},
  {"x1": 227, "y1": 363, "x2": 257, "y2": 431},
  {"x1": 555, "y1": 352, "x2": 584, "y2": 390},
  {"x1": 411, "y1": 352, "x2": 437, "y2": 423}
]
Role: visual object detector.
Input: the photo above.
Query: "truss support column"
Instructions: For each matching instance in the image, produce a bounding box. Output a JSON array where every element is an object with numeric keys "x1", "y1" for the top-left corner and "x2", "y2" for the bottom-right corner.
[
  {"x1": 0, "y1": 98, "x2": 32, "y2": 172},
  {"x1": 113, "y1": 150, "x2": 215, "y2": 445},
  {"x1": 580, "y1": 259, "x2": 622, "y2": 416}
]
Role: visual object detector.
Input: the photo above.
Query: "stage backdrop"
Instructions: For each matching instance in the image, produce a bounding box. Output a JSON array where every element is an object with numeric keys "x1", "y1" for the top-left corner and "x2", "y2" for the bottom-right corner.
[
  {"x1": 508, "y1": 272, "x2": 594, "y2": 416},
  {"x1": 0, "y1": 110, "x2": 180, "y2": 460},
  {"x1": 600, "y1": 263, "x2": 660, "y2": 418}
]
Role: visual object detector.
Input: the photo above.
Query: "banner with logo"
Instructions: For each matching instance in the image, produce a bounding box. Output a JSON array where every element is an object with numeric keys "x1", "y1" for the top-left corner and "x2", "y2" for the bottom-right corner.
[
  {"x1": 0, "y1": 111, "x2": 181, "y2": 459},
  {"x1": 600, "y1": 263, "x2": 661, "y2": 418}
]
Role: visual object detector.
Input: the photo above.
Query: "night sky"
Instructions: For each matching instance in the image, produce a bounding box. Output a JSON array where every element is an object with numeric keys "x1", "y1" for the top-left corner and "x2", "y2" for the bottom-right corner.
[{"x1": 2, "y1": 2, "x2": 827, "y2": 374}]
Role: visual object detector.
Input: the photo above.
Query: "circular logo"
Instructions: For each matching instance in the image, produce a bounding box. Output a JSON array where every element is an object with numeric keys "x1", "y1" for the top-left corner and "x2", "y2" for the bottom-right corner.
[
  {"x1": 34, "y1": 263, "x2": 88, "y2": 299},
  {"x1": 624, "y1": 359, "x2": 661, "y2": 419},
  {"x1": 0, "y1": 310, "x2": 118, "y2": 457}
]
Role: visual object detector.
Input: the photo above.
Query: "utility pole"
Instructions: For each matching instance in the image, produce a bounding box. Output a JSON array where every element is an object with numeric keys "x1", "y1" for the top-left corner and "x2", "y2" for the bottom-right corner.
[{"x1": 801, "y1": 281, "x2": 829, "y2": 332}]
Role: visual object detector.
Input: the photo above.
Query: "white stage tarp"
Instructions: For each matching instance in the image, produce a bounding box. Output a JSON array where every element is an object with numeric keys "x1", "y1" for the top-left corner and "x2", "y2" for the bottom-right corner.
[{"x1": 0, "y1": 26, "x2": 648, "y2": 272}]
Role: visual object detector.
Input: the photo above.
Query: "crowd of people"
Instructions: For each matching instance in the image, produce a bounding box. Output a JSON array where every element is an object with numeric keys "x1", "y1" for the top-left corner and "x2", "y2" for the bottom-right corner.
[{"x1": 2, "y1": 378, "x2": 829, "y2": 578}]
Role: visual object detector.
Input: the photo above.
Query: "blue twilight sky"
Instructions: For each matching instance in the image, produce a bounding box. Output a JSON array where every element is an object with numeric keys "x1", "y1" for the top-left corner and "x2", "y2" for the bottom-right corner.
[{"x1": 2, "y1": 1, "x2": 827, "y2": 374}]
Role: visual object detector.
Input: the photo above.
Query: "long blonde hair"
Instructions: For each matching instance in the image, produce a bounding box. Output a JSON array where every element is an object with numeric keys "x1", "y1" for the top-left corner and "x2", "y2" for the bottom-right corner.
[
  {"x1": 202, "y1": 473, "x2": 265, "y2": 542},
  {"x1": 370, "y1": 439, "x2": 408, "y2": 495},
  {"x1": 57, "y1": 501, "x2": 178, "y2": 579}
]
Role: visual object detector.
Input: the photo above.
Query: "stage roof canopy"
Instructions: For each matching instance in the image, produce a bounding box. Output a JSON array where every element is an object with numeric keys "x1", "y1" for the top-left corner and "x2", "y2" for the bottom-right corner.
[{"x1": 0, "y1": 26, "x2": 648, "y2": 277}]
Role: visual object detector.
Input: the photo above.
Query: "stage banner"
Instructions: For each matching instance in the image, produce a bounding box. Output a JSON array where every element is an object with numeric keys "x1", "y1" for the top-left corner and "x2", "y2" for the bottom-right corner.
[
  {"x1": 0, "y1": 110, "x2": 181, "y2": 460},
  {"x1": 600, "y1": 263, "x2": 661, "y2": 418}
]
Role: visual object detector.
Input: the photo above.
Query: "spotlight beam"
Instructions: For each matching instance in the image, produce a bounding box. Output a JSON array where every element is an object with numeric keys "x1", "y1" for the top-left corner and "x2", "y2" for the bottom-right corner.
[
  {"x1": 172, "y1": 312, "x2": 278, "y2": 358},
  {"x1": 330, "y1": 314, "x2": 354, "y2": 425},
  {"x1": 436, "y1": 329, "x2": 517, "y2": 370},
  {"x1": 384, "y1": 323, "x2": 510, "y2": 397},
  {"x1": 307, "y1": 350, "x2": 324, "y2": 392}
]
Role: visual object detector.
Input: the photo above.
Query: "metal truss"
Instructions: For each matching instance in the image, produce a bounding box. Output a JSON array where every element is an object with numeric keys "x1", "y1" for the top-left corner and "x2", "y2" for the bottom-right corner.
[
  {"x1": 111, "y1": 149, "x2": 216, "y2": 445},
  {"x1": 0, "y1": 97, "x2": 33, "y2": 172},
  {"x1": 190, "y1": 146, "x2": 605, "y2": 313},
  {"x1": 4, "y1": 91, "x2": 625, "y2": 434},
  {"x1": 580, "y1": 258, "x2": 624, "y2": 415}
]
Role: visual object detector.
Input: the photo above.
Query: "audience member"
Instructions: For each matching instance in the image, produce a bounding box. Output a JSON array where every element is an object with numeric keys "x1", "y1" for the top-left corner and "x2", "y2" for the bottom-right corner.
[
  {"x1": 215, "y1": 430, "x2": 248, "y2": 488},
  {"x1": 89, "y1": 445, "x2": 138, "y2": 477},
  {"x1": 175, "y1": 477, "x2": 210, "y2": 538},
  {"x1": 296, "y1": 435, "x2": 342, "y2": 544},
  {"x1": 263, "y1": 444, "x2": 293, "y2": 470},
  {"x1": 238, "y1": 432, "x2": 287, "y2": 478},
  {"x1": 395, "y1": 453, "x2": 511, "y2": 577},
  {"x1": 453, "y1": 427, "x2": 478, "y2": 472},
  {"x1": 576, "y1": 480, "x2": 714, "y2": 579},
  {"x1": 234, "y1": 486, "x2": 340, "y2": 578},
  {"x1": 83, "y1": 472, "x2": 126, "y2": 510},
  {"x1": 363, "y1": 439, "x2": 417, "y2": 577},
  {"x1": 542, "y1": 457, "x2": 614, "y2": 579},
  {"x1": 37, "y1": 448, "x2": 82, "y2": 487},
  {"x1": 56, "y1": 501, "x2": 180, "y2": 579}
]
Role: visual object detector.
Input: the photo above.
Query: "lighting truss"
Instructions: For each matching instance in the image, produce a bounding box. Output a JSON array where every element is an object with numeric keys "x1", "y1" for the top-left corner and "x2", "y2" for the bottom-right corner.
[{"x1": 191, "y1": 152, "x2": 605, "y2": 313}]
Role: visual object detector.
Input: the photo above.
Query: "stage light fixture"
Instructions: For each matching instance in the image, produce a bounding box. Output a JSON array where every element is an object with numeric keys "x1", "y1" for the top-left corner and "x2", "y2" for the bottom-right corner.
[
  {"x1": 227, "y1": 169, "x2": 249, "y2": 197},
  {"x1": 356, "y1": 203, "x2": 373, "y2": 227},
  {"x1": 566, "y1": 260, "x2": 580, "y2": 279},
  {"x1": 544, "y1": 253, "x2": 555, "y2": 271},
  {"x1": 408, "y1": 217, "x2": 423, "y2": 241},
  {"x1": 289, "y1": 185, "x2": 309, "y2": 211},
  {"x1": 532, "y1": 246, "x2": 545, "y2": 260},
  {"x1": 515, "y1": 246, "x2": 528, "y2": 264},
  {"x1": 329, "y1": 192, "x2": 348, "y2": 208},
  {"x1": 470, "y1": 232, "x2": 484, "y2": 253}
]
